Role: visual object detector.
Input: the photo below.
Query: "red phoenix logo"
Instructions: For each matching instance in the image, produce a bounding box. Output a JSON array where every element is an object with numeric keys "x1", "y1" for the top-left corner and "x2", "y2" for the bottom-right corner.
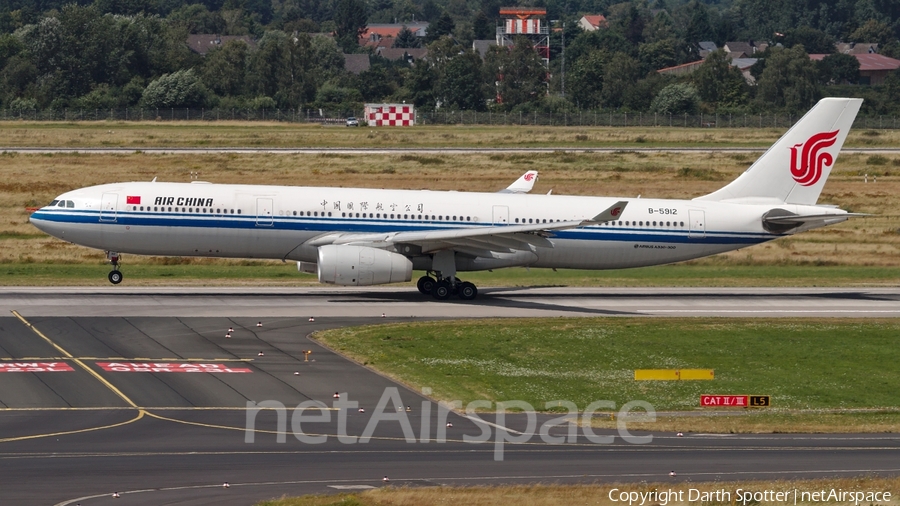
[
  {"x1": 524, "y1": 173, "x2": 535, "y2": 181},
  {"x1": 789, "y1": 131, "x2": 838, "y2": 186},
  {"x1": 611, "y1": 207, "x2": 621, "y2": 217}
]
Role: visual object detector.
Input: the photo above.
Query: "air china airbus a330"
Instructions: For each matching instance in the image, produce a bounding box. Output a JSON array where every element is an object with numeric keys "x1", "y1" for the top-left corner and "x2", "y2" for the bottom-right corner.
[{"x1": 31, "y1": 98, "x2": 863, "y2": 300}]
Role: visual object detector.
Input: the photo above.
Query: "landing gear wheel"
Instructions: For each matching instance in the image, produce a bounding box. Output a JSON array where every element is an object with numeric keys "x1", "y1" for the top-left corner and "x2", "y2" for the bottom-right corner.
[
  {"x1": 417, "y1": 276, "x2": 436, "y2": 295},
  {"x1": 432, "y1": 280, "x2": 451, "y2": 300},
  {"x1": 108, "y1": 270, "x2": 123, "y2": 284},
  {"x1": 458, "y1": 281, "x2": 477, "y2": 300}
]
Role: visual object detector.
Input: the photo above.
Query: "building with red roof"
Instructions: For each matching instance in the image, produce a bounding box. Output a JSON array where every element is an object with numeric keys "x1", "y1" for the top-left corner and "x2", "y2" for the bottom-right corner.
[
  {"x1": 578, "y1": 15, "x2": 608, "y2": 31},
  {"x1": 809, "y1": 53, "x2": 900, "y2": 85}
]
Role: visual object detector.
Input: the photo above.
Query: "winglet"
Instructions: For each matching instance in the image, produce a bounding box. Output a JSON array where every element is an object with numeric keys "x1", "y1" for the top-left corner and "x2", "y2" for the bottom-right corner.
[
  {"x1": 499, "y1": 170, "x2": 538, "y2": 194},
  {"x1": 589, "y1": 201, "x2": 628, "y2": 223}
]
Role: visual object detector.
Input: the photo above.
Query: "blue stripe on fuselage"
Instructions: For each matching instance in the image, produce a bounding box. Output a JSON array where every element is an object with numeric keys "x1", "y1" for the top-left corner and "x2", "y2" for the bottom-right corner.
[{"x1": 30, "y1": 209, "x2": 774, "y2": 246}]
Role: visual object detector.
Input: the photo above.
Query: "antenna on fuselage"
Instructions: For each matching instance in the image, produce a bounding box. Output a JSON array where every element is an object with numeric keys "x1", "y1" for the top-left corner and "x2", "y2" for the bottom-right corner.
[{"x1": 151, "y1": 177, "x2": 157, "y2": 182}]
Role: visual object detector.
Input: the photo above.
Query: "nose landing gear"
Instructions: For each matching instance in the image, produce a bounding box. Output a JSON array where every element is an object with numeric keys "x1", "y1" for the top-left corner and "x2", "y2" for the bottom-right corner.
[{"x1": 107, "y1": 251, "x2": 123, "y2": 284}]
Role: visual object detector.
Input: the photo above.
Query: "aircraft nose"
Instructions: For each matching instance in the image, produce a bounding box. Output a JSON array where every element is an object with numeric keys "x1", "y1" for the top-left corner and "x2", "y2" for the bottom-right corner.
[{"x1": 29, "y1": 211, "x2": 66, "y2": 239}]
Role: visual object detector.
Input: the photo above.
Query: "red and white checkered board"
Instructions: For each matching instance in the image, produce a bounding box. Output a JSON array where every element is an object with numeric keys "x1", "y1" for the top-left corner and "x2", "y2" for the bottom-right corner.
[{"x1": 368, "y1": 106, "x2": 415, "y2": 126}]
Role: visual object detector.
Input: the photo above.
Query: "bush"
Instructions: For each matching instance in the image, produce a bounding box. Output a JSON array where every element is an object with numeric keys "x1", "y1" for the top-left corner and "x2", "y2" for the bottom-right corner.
[
  {"x1": 8, "y1": 97, "x2": 37, "y2": 114},
  {"x1": 247, "y1": 96, "x2": 277, "y2": 110},
  {"x1": 650, "y1": 83, "x2": 700, "y2": 115},
  {"x1": 140, "y1": 69, "x2": 210, "y2": 109}
]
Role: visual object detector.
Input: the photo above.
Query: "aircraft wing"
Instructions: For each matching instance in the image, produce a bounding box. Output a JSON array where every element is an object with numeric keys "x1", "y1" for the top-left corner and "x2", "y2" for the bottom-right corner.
[
  {"x1": 498, "y1": 170, "x2": 538, "y2": 193},
  {"x1": 305, "y1": 201, "x2": 627, "y2": 257}
]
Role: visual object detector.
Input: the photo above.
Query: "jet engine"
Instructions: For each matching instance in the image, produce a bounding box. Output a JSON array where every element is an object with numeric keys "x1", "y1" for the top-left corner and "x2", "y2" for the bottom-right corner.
[{"x1": 317, "y1": 245, "x2": 412, "y2": 286}]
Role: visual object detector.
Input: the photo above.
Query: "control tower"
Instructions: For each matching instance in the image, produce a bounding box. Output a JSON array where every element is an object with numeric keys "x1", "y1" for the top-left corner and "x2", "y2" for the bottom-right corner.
[{"x1": 497, "y1": 7, "x2": 550, "y2": 67}]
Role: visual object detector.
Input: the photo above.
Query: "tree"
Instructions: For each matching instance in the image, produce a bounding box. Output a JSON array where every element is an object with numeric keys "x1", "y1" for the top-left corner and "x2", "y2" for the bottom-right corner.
[
  {"x1": 692, "y1": 49, "x2": 748, "y2": 108},
  {"x1": 601, "y1": 52, "x2": 641, "y2": 109},
  {"x1": 356, "y1": 64, "x2": 399, "y2": 101},
  {"x1": 247, "y1": 30, "x2": 315, "y2": 108},
  {"x1": 650, "y1": 83, "x2": 699, "y2": 114},
  {"x1": 848, "y1": 19, "x2": 893, "y2": 44},
  {"x1": 610, "y1": 2, "x2": 644, "y2": 46},
  {"x1": 200, "y1": 39, "x2": 249, "y2": 97},
  {"x1": 684, "y1": 1, "x2": 713, "y2": 43},
  {"x1": 425, "y1": 11, "x2": 454, "y2": 43},
  {"x1": 437, "y1": 50, "x2": 486, "y2": 110},
  {"x1": 638, "y1": 39, "x2": 677, "y2": 71},
  {"x1": 334, "y1": 0, "x2": 367, "y2": 53},
  {"x1": 781, "y1": 26, "x2": 835, "y2": 54},
  {"x1": 473, "y1": 11, "x2": 493, "y2": 40},
  {"x1": 492, "y1": 37, "x2": 547, "y2": 109},
  {"x1": 817, "y1": 53, "x2": 859, "y2": 84},
  {"x1": 568, "y1": 49, "x2": 608, "y2": 109},
  {"x1": 310, "y1": 35, "x2": 346, "y2": 85},
  {"x1": 393, "y1": 26, "x2": 421, "y2": 48},
  {"x1": 755, "y1": 45, "x2": 820, "y2": 113}
]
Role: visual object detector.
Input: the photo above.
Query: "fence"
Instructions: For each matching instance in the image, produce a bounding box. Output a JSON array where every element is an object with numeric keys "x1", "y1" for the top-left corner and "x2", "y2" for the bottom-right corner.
[{"x1": 2, "y1": 108, "x2": 899, "y2": 130}]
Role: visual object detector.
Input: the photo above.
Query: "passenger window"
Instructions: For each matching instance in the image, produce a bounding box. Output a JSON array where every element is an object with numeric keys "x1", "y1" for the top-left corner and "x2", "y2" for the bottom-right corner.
[
  {"x1": 140, "y1": 206, "x2": 144, "y2": 211},
  {"x1": 132, "y1": 206, "x2": 137, "y2": 211}
]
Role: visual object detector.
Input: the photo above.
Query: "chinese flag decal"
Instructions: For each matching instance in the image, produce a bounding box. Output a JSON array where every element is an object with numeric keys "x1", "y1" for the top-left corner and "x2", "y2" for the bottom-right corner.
[{"x1": 126, "y1": 196, "x2": 141, "y2": 204}]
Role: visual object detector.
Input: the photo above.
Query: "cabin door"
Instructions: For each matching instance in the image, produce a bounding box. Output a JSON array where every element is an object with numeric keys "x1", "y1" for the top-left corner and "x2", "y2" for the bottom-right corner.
[
  {"x1": 256, "y1": 198, "x2": 274, "y2": 227},
  {"x1": 688, "y1": 210, "x2": 706, "y2": 239},
  {"x1": 100, "y1": 193, "x2": 118, "y2": 222},
  {"x1": 492, "y1": 205, "x2": 509, "y2": 225}
]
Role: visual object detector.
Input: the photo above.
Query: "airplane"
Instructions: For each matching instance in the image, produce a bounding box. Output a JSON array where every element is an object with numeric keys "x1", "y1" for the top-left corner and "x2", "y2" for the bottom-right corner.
[{"x1": 30, "y1": 98, "x2": 863, "y2": 301}]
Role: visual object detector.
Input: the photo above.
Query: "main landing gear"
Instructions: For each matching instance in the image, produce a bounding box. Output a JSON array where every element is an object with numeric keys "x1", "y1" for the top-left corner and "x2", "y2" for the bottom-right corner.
[
  {"x1": 107, "y1": 251, "x2": 123, "y2": 284},
  {"x1": 416, "y1": 273, "x2": 478, "y2": 301}
]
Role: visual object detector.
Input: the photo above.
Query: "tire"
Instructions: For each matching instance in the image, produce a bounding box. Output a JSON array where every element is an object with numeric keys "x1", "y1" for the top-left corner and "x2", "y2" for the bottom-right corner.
[
  {"x1": 458, "y1": 282, "x2": 477, "y2": 300},
  {"x1": 417, "y1": 276, "x2": 436, "y2": 295},
  {"x1": 432, "y1": 280, "x2": 451, "y2": 300},
  {"x1": 108, "y1": 270, "x2": 123, "y2": 284}
]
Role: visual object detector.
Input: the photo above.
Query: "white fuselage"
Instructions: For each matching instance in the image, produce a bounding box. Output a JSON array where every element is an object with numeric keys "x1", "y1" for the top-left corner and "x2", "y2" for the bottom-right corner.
[{"x1": 29, "y1": 181, "x2": 823, "y2": 272}]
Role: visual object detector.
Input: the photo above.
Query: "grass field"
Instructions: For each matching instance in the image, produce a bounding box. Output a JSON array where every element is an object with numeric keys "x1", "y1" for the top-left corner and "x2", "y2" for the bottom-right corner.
[
  {"x1": 257, "y1": 477, "x2": 900, "y2": 506},
  {"x1": 1, "y1": 147, "x2": 897, "y2": 284},
  {"x1": 312, "y1": 318, "x2": 900, "y2": 422},
  {"x1": 3, "y1": 120, "x2": 900, "y2": 148}
]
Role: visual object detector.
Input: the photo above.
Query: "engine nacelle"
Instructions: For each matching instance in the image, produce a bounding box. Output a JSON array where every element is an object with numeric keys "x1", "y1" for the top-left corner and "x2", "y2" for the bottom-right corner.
[{"x1": 317, "y1": 245, "x2": 412, "y2": 286}]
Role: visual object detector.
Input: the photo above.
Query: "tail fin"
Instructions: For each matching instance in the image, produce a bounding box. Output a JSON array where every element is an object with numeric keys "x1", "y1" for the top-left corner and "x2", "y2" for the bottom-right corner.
[
  {"x1": 499, "y1": 170, "x2": 539, "y2": 194},
  {"x1": 697, "y1": 98, "x2": 862, "y2": 205}
]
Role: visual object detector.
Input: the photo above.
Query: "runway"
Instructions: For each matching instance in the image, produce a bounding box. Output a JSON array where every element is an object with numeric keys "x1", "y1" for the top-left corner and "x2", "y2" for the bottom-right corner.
[
  {"x1": 0, "y1": 288, "x2": 898, "y2": 505},
  {"x1": 3, "y1": 286, "x2": 900, "y2": 318}
]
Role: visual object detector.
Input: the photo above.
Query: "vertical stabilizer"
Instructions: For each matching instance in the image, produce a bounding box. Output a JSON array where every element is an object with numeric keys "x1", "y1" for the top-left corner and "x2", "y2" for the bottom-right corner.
[{"x1": 697, "y1": 98, "x2": 862, "y2": 205}]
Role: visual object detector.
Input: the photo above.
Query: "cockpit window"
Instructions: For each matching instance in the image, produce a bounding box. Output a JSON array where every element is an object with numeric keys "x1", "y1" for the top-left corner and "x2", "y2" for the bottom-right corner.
[
  {"x1": 49, "y1": 200, "x2": 60, "y2": 207},
  {"x1": 66, "y1": 200, "x2": 74, "y2": 208},
  {"x1": 57, "y1": 201, "x2": 66, "y2": 207}
]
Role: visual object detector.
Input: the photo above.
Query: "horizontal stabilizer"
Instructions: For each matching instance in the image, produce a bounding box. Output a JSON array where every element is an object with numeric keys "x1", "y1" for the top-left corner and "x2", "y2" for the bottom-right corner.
[{"x1": 764, "y1": 212, "x2": 868, "y2": 224}]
